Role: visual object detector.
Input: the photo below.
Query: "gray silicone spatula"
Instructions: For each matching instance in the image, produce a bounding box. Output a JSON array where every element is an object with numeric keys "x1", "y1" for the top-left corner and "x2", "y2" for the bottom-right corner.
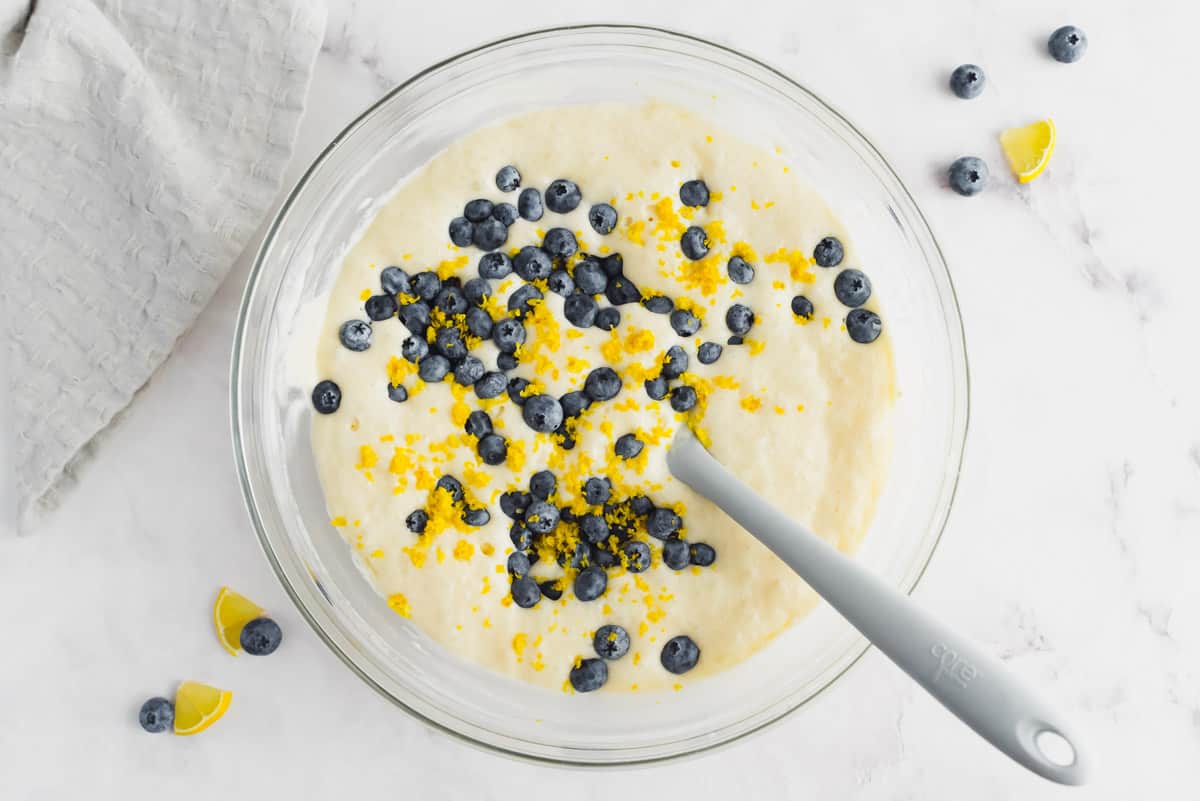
[{"x1": 667, "y1": 427, "x2": 1090, "y2": 785}]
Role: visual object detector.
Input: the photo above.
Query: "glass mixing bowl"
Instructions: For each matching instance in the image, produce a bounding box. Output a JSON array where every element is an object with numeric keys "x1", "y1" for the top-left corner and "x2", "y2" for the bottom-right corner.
[{"x1": 232, "y1": 25, "x2": 968, "y2": 765}]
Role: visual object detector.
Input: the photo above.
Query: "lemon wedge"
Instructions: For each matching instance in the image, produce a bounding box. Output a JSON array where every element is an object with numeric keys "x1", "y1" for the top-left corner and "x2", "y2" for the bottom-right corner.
[
  {"x1": 173, "y1": 681, "x2": 232, "y2": 736},
  {"x1": 1000, "y1": 119, "x2": 1056, "y2": 183},
  {"x1": 213, "y1": 587, "x2": 264, "y2": 655}
]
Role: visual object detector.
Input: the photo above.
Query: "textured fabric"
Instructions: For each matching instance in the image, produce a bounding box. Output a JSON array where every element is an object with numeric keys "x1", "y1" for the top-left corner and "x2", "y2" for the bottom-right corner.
[{"x1": 0, "y1": 0, "x2": 325, "y2": 533}]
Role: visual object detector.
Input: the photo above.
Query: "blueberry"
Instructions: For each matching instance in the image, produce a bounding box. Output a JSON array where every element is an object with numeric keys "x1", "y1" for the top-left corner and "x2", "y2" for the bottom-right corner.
[
  {"x1": 463, "y1": 506, "x2": 491, "y2": 527},
  {"x1": 241, "y1": 616, "x2": 283, "y2": 655},
  {"x1": 834, "y1": 269, "x2": 872, "y2": 308},
  {"x1": 689, "y1": 542, "x2": 717, "y2": 566},
  {"x1": 493, "y1": 202, "x2": 518, "y2": 226},
  {"x1": 311, "y1": 380, "x2": 341, "y2": 414},
  {"x1": 474, "y1": 371, "x2": 507, "y2": 399},
  {"x1": 813, "y1": 236, "x2": 844, "y2": 267},
  {"x1": 465, "y1": 307, "x2": 493, "y2": 339},
  {"x1": 584, "y1": 367, "x2": 621, "y2": 401},
  {"x1": 397, "y1": 301, "x2": 431, "y2": 335},
  {"x1": 588, "y1": 203, "x2": 618, "y2": 235},
  {"x1": 661, "y1": 345, "x2": 689, "y2": 379},
  {"x1": 436, "y1": 474, "x2": 465, "y2": 502},
  {"x1": 518, "y1": 187, "x2": 544, "y2": 221},
  {"x1": 364, "y1": 294, "x2": 398, "y2": 322},
  {"x1": 492, "y1": 318, "x2": 527, "y2": 352},
  {"x1": 510, "y1": 521, "x2": 532, "y2": 550},
  {"x1": 560, "y1": 390, "x2": 592, "y2": 418},
  {"x1": 529, "y1": 470, "x2": 557, "y2": 500},
  {"x1": 462, "y1": 277, "x2": 491, "y2": 306},
  {"x1": 697, "y1": 341, "x2": 723, "y2": 364},
  {"x1": 508, "y1": 284, "x2": 544, "y2": 318},
  {"x1": 401, "y1": 335, "x2": 429, "y2": 363},
  {"x1": 473, "y1": 218, "x2": 508, "y2": 251},
  {"x1": 669, "y1": 385, "x2": 698, "y2": 412},
  {"x1": 727, "y1": 335, "x2": 744, "y2": 346},
  {"x1": 507, "y1": 550, "x2": 531, "y2": 576},
  {"x1": 583, "y1": 476, "x2": 613, "y2": 506},
  {"x1": 379, "y1": 267, "x2": 409, "y2": 296},
  {"x1": 406, "y1": 509, "x2": 428, "y2": 534},
  {"x1": 791, "y1": 295, "x2": 815, "y2": 319},
  {"x1": 569, "y1": 657, "x2": 608, "y2": 692},
  {"x1": 660, "y1": 635, "x2": 700, "y2": 674},
  {"x1": 548, "y1": 269, "x2": 575, "y2": 296},
  {"x1": 564, "y1": 292, "x2": 598, "y2": 328},
  {"x1": 601, "y1": 253, "x2": 624, "y2": 278},
  {"x1": 435, "y1": 327, "x2": 467, "y2": 361},
  {"x1": 496, "y1": 165, "x2": 521, "y2": 192},
  {"x1": 464, "y1": 198, "x2": 494, "y2": 223},
  {"x1": 846, "y1": 308, "x2": 883, "y2": 344},
  {"x1": 948, "y1": 156, "x2": 988, "y2": 196},
  {"x1": 622, "y1": 540, "x2": 651, "y2": 572},
  {"x1": 647, "y1": 507, "x2": 682, "y2": 539},
  {"x1": 497, "y1": 351, "x2": 518, "y2": 371},
  {"x1": 448, "y1": 216, "x2": 474, "y2": 247},
  {"x1": 579, "y1": 513, "x2": 610, "y2": 544},
  {"x1": 544, "y1": 227, "x2": 578, "y2": 259},
  {"x1": 511, "y1": 576, "x2": 542, "y2": 608},
  {"x1": 573, "y1": 565, "x2": 607, "y2": 601},
  {"x1": 590, "y1": 546, "x2": 619, "y2": 568},
  {"x1": 523, "y1": 394, "x2": 564, "y2": 433},
  {"x1": 614, "y1": 433, "x2": 644, "y2": 459},
  {"x1": 387, "y1": 383, "x2": 408, "y2": 403},
  {"x1": 545, "y1": 179, "x2": 582, "y2": 213},
  {"x1": 1048, "y1": 25, "x2": 1087, "y2": 63},
  {"x1": 725, "y1": 255, "x2": 755, "y2": 285},
  {"x1": 629, "y1": 495, "x2": 654, "y2": 516},
  {"x1": 593, "y1": 307, "x2": 621, "y2": 331},
  {"x1": 669, "y1": 309, "x2": 701, "y2": 337},
  {"x1": 339, "y1": 319, "x2": 372, "y2": 351},
  {"x1": 138, "y1": 697, "x2": 174, "y2": 733},
  {"x1": 554, "y1": 424, "x2": 577, "y2": 451},
  {"x1": 642, "y1": 295, "x2": 673, "y2": 314},
  {"x1": 507, "y1": 377, "x2": 531, "y2": 404},
  {"x1": 644, "y1": 375, "x2": 669, "y2": 401},
  {"x1": 500, "y1": 490, "x2": 531, "y2": 519},
  {"x1": 539, "y1": 579, "x2": 563, "y2": 600},
  {"x1": 418, "y1": 354, "x2": 450, "y2": 382},
  {"x1": 478, "y1": 251, "x2": 513, "y2": 279},
  {"x1": 949, "y1": 64, "x2": 986, "y2": 99},
  {"x1": 573, "y1": 258, "x2": 608, "y2": 295},
  {"x1": 411, "y1": 271, "x2": 442, "y2": 301},
  {"x1": 465, "y1": 409, "x2": 492, "y2": 438},
  {"x1": 525, "y1": 499, "x2": 560, "y2": 534},
  {"x1": 476, "y1": 433, "x2": 508, "y2": 466},
  {"x1": 679, "y1": 179, "x2": 710, "y2": 207},
  {"x1": 513, "y1": 246, "x2": 553, "y2": 281},
  {"x1": 680, "y1": 226, "x2": 709, "y2": 260},
  {"x1": 662, "y1": 538, "x2": 690, "y2": 570},
  {"x1": 605, "y1": 275, "x2": 642, "y2": 306},
  {"x1": 593, "y1": 624, "x2": 631, "y2": 660},
  {"x1": 725, "y1": 304, "x2": 754, "y2": 335}
]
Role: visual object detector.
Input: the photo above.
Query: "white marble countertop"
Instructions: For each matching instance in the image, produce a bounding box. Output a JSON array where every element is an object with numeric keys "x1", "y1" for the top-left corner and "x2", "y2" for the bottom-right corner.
[{"x1": 4, "y1": 1, "x2": 1199, "y2": 797}]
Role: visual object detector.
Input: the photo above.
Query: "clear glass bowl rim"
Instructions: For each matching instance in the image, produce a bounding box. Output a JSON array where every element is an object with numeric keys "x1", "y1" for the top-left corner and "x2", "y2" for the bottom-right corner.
[{"x1": 230, "y1": 22, "x2": 970, "y2": 767}]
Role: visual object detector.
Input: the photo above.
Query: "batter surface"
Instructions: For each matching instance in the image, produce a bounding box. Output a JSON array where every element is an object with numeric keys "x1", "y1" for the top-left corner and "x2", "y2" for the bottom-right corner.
[{"x1": 311, "y1": 103, "x2": 894, "y2": 692}]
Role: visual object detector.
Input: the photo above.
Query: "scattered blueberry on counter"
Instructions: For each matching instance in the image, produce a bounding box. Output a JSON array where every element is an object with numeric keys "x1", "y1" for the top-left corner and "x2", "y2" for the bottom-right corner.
[
  {"x1": 660, "y1": 635, "x2": 700, "y2": 675},
  {"x1": 950, "y1": 64, "x2": 986, "y2": 99},
  {"x1": 138, "y1": 697, "x2": 175, "y2": 733},
  {"x1": 241, "y1": 617, "x2": 283, "y2": 656},
  {"x1": 948, "y1": 156, "x2": 988, "y2": 196},
  {"x1": 1048, "y1": 25, "x2": 1086, "y2": 63}
]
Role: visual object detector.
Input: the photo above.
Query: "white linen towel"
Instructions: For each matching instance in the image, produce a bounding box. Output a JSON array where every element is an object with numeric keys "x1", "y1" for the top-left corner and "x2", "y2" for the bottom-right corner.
[{"x1": 0, "y1": 0, "x2": 325, "y2": 534}]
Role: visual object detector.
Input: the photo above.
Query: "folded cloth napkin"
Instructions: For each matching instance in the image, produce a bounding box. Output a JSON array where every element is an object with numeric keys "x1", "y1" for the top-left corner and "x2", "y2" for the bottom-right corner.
[{"x1": 0, "y1": 0, "x2": 325, "y2": 534}]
